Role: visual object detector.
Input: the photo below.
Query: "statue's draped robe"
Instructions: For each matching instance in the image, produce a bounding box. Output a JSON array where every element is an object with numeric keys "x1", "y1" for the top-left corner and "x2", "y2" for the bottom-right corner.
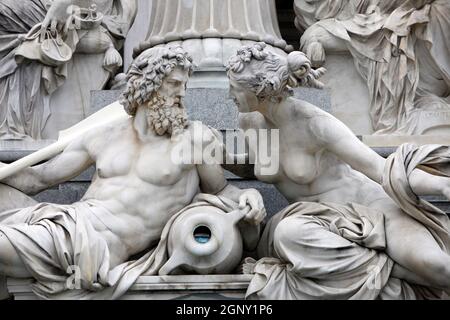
[
  {"x1": 0, "y1": 0, "x2": 133, "y2": 140},
  {"x1": 0, "y1": 194, "x2": 237, "y2": 299},
  {"x1": 295, "y1": 0, "x2": 450, "y2": 134},
  {"x1": 2, "y1": 147, "x2": 450, "y2": 299},
  {"x1": 247, "y1": 144, "x2": 450, "y2": 300}
]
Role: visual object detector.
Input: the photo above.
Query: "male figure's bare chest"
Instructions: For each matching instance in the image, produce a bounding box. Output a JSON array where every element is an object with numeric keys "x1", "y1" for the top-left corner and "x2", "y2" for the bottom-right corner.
[{"x1": 94, "y1": 135, "x2": 194, "y2": 186}]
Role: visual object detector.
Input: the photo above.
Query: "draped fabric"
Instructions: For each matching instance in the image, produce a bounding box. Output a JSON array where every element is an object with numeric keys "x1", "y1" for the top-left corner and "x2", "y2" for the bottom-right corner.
[
  {"x1": 0, "y1": 0, "x2": 135, "y2": 140},
  {"x1": 382, "y1": 144, "x2": 450, "y2": 252},
  {"x1": 246, "y1": 144, "x2": 450, "y2": 300},
  {"x1": 0, "y1": 0, "x2": 49, "y2": 140},
  {"x1": 295, "y1": 0, "x2": 450, "y2": 134},
  {"x1": 294, "y1": 0, "x2": 370, "y2": 31},
  {"x1": 0, "y1": 194, "x2": 237, "y2": 299}
]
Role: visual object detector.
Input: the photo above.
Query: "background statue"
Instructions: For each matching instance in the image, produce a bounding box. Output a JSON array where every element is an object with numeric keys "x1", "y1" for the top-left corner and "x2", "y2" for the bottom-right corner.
[
  {"x1": 0, "y1": 0, "x2": 137, "y2": 140},
  {"x1": 226, "y1": 43, "x2": 450, "y2": 299},
  {"x1": 295, "y1": 0, "x2": 450, "y2": 135},
  {"x1": 0, "y1": 46, "x2": 265, "y2": 299}
]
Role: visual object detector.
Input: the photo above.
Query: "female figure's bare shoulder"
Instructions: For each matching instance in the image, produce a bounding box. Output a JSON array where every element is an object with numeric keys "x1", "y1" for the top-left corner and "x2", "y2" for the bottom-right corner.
[
  {"x1": 239, "y1": 112, "x2": 269, "y2": 130},
  {"x1": 286, "y1": 97, "x2": 348, "y2": 146},
  {"x1": 288, "y1": 97, "x2": 328, "y2": 120},
  {"x1": 283, "y1": 97, "x2": 329, "y2": 127}
]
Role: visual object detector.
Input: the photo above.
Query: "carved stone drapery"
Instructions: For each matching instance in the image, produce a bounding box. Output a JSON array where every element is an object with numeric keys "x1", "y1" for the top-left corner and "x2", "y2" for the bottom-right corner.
[
  {"x1": 295, "y1": 0, "x2": 450, "y2": 135},
  {"x1": 0, "y1": 0, "x2": 137, "y2": 141}
]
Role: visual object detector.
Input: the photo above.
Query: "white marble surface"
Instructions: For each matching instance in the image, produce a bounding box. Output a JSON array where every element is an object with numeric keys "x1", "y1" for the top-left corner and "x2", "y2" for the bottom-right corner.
[
  {"x1": 0, "y1": 46, "x2": 265, "y2": 299},
  {"x1": 128, "y1": 0, "x2": 292, "y2": 88},
  {"x1": 321, "y1": 53, "x2": 372, "y2": 136},
  {"x1": 0, "y1": 0, "x2": 137, "y2": 140},
  {"x1": 296, "y1": 0, "x2": 450, "y2": 136},
  {"x1": 7, "y1": 275, "x2": 252, "y2": 300},
  {"x1": 227, "y1": 43, "x2": 450, "y2": 300}
]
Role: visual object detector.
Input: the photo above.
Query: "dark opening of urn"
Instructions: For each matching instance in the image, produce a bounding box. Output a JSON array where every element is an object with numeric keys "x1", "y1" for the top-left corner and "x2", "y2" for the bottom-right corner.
[{"x1": 193, "y1": 225, "x2": 212, "y2": 244}]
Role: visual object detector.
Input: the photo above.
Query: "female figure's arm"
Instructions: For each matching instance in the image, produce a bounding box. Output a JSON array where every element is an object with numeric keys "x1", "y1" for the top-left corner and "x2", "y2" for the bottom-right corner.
[{"x1": 310, "y1": 113, "x2": 449, "y2": 197}]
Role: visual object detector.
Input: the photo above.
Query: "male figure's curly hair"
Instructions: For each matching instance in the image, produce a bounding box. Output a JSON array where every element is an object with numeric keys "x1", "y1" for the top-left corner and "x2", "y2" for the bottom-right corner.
[
  {"x1": 226, "y1": 42, "x2": 326, "y2": 101},
  {"x1": 121, "y1": 46, "x2": 194, "y2": 116}
]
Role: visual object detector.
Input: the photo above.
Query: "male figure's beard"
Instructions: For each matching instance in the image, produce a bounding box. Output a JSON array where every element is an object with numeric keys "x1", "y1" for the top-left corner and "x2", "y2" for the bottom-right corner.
[{"x1": 146, "y1": 93, "x2": 188, "y2": 137}]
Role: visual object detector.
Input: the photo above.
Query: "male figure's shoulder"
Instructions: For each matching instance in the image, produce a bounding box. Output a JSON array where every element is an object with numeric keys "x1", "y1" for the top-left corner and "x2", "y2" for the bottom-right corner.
[{"x1": 81, "y1": 117, "x2": 133, "y2": 153}]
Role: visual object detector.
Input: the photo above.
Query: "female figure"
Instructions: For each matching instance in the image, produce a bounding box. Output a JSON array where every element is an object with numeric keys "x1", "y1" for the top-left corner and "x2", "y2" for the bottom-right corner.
[{"x1": 227, "y1": 42, "x2": 450, "y2": 299}]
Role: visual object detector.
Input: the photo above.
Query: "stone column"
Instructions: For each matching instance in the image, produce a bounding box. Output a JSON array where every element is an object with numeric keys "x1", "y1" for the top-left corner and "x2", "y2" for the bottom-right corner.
[{"x1": 124, "y1": 0, "x2": 153, "y2": 69}]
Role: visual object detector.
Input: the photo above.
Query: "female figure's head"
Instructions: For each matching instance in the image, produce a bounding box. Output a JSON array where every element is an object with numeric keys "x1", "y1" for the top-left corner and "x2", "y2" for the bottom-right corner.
[{"x1": 226, "y1": 42, "x2": 326, "y2": 113}]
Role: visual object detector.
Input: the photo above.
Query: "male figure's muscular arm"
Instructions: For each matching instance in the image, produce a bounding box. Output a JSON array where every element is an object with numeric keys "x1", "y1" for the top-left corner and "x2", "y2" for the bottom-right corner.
[
  {"x1": 197, "y1": 163, "x2": 265, "y2": 251},
  {"x1": 196, "y1": 126, "x2": 266, "y2": 251},
  {"x1": 0, "y1": 135, "x2": 94, "y2": 196}
]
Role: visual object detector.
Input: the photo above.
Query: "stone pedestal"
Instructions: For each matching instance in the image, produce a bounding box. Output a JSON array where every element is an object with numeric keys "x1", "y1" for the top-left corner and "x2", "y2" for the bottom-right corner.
[
  {"x1": 7, "y1": 275, "x2": 252, "y2": 300},
  {"x1": 0, "y1": 276, "x2": 9, "y2": 300},
  {"x1": 134, "y1": 0, "x2": 292, "y2": 55},
  {"x1": 362, "y1": 135, "x2": 450, "y2": 148},
  {"x1": 127, "y1": 0, "x2": 293, "y2": 89},
  {"x1": 0, "y1": 140, "x2": 55, "y2": 162}
]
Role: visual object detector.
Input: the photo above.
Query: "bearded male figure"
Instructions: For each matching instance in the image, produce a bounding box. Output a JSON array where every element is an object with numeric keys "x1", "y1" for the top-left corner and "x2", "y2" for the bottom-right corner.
[{"x1": 0, "y1": 46, "x2": 265, "y2": 299}]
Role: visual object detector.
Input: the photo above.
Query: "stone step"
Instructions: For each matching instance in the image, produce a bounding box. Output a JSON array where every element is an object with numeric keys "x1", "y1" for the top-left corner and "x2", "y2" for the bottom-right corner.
[{"x1": 7, "y1": 275, "x2": 251, "y2": 300}]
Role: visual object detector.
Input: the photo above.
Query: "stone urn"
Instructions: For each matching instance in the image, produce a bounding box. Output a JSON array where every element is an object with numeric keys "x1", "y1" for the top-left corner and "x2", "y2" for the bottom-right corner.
[{"x1": 159, "y1": 206, "x2": 246, "y2": 275}]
